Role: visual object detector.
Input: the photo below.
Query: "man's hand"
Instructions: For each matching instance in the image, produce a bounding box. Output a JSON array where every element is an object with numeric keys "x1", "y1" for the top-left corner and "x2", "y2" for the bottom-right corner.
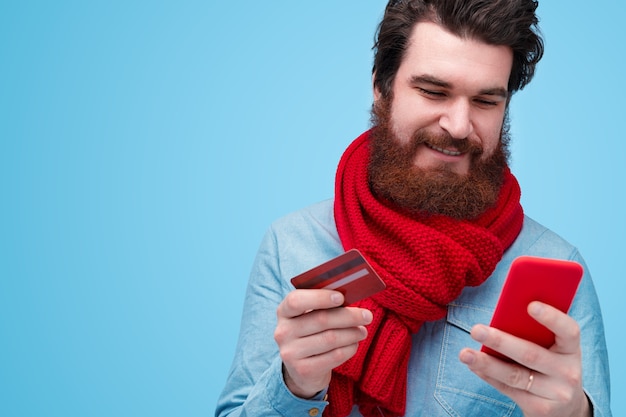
[
  {"x1": 459, "y1": 301, "x2": 591, "y2": 417},
  {"x1": 274, "y1": 289, "x2": 373, "y2": 399}
]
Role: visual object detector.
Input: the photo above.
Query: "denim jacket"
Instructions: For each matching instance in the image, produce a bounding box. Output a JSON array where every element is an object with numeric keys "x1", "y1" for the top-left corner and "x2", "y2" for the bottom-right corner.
[{"x1": 215, "y1": 199, "x2": 611, "y2": 417}]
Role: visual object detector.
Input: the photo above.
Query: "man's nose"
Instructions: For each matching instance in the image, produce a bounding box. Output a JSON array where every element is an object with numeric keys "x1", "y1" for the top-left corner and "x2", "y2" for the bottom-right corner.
[{"x1": 438, "y1": 98, "x2": 473, "y2": 139}]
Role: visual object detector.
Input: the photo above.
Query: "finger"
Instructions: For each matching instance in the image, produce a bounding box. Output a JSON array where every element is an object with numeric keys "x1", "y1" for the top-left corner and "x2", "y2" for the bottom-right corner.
[
  {"x1": 278, "y1": 289, "x2": 344, "y2": 319},
  {"x1": 528, "y1": 301, "x2": 581, "y2": 354},
  {"x1": 463, "y1": 349, "x2": 589, "y2": 417},
  {"x1": 460, "y1": 348, "x2": 549, "y2": 399},
  {"x1": 470, "y1": 324, "x2": 550, "y2": 370},
  {"x1": 292, "y1": 342, "x2": 361, "y2": 375},
  {"x1": 275, "y1": 305, "x2": 373, "y2": 345},
  {"x1": 289, "y1": 305, "x2": 373, "y2": 336},
  {"x1": 283, "y1": 325, "x2": 368, "y2": 359},
  {"x1": 283, "y1": 340, "x2": 362, "y2": 397}
]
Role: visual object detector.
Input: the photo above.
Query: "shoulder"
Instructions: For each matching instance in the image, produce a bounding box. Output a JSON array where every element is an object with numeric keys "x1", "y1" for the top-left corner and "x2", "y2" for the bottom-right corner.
[
  {"x1": 509, "y1": 216, "x2": 580, "y2": 261},
  {"x1": 271, "y1": 199, "x2": 335, "y2": 231},
  {"x1": 457, "y1": 215, "x2": 585, "y2": 307},
  {"x1": 263, "y1": 199, "x2": 344, "y2": 279},
  {"x1": 269, "y1": 199, "x2": 339, "y2": 246}
]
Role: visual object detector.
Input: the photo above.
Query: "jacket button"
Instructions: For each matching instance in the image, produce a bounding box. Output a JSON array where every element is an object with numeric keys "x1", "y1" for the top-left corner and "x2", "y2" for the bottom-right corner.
[{"x1": 308, "y1": 408, "x2": 320, "y2": 417}]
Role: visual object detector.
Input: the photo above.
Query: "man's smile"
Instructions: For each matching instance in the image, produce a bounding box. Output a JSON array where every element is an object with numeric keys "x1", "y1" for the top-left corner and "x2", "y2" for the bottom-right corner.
[{"x1": 424, "y1": 142, "x2": 463, "y2": 157}]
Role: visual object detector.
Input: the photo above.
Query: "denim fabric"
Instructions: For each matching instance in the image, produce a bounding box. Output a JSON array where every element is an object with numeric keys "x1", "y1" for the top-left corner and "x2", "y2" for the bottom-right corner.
[{"x1": 215, "y1": 199, "x2": 611, "y2": 417}]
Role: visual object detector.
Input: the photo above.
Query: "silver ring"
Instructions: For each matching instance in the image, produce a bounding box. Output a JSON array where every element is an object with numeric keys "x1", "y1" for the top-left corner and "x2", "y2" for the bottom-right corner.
[{"x1": 525, "y1": 372, "x2": 534, "y2": 392}]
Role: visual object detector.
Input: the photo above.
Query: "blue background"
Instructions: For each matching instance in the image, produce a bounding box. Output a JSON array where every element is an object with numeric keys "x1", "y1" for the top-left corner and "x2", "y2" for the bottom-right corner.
[{"x1": 1, "y1": 1, "x2": 623, "y2": 416}]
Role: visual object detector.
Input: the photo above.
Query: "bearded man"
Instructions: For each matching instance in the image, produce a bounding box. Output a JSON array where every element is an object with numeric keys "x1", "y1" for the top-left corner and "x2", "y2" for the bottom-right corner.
[{"x1": 215, "y1": 1, "x2": 611, "y2": 416}]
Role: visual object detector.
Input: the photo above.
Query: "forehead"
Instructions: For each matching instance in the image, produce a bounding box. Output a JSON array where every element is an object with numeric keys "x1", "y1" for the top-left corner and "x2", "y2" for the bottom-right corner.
[{"x1": 397, "y1": 21, "x2": 513, "y2": 92}]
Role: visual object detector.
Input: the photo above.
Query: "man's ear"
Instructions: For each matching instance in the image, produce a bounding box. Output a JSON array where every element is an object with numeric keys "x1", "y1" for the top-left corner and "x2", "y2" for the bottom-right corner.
[{"x1": 372, "y1": 72, "x2": 381, "y2": 101}]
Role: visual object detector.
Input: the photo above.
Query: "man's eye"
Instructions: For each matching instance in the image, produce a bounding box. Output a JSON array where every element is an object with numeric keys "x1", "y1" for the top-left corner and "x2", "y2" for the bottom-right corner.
[
  {"x1": 418, "y1": 88, "x2": 445, "y2": 97},
  {"x1": 475, "y1": 98, "x2": 498, "y2": 107}
]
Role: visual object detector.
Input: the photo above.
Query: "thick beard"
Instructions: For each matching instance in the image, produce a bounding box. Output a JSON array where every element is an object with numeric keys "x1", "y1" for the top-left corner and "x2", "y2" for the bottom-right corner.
[{"x1": 368, "y1": 97, "x2": 511, "y2": 220}]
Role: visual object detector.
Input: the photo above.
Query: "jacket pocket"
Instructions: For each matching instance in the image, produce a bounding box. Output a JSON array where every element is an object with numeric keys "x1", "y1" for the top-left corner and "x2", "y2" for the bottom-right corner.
[{"x1": 434, "y1": 302, "x2": 520, "y2": 417}]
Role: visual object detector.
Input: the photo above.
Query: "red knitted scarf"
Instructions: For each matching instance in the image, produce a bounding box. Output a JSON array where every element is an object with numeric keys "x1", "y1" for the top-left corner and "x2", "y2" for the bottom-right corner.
[{"x1": 329, "y1": 130, "x2": 524, "y2": 417}]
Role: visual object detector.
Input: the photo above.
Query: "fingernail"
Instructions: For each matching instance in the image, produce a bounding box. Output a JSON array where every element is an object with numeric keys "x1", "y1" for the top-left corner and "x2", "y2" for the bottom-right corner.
[
  {"x1": 460, "y1": 349, "x2": 476, "y2": 365},
  {"x1": 359, "y1": 326, "x2": 368, "y2": 339},
  {"x1": 472, "y1": 325, "x2": 488, "y2": 343},
  {"x1": 529, "y1": 302, "x2": 543, "y2": 316},
  {"x1": 362, "y1": 309, "x2": 373, "y2": 323},
  {"x1": 330, "y1": 292, "x2": 343, "y2": 305}
]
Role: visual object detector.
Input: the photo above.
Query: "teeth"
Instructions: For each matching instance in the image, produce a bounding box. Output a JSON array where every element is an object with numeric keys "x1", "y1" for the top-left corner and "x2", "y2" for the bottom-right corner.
[{"x1": 426, "y1": 143, "x2": 462, "y2": 156}]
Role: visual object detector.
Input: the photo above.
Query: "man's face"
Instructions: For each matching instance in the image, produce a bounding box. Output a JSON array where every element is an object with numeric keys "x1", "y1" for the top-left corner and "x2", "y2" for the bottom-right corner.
[
  {"x1": 369, "y1": 21, "x2": 515, "y2": 219},
  {"x1": 376, "y1": 21, "x2": 513, "y2": 174}
]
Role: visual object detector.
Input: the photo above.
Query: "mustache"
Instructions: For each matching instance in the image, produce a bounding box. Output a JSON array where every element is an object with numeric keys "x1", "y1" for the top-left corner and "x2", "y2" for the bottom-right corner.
[{"x1": 408, "y1": 130, "x2": 484, "y2": 156}]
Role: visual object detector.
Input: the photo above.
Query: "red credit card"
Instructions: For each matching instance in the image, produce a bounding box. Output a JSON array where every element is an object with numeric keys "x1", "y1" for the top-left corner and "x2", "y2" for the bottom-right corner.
[{"x1": 290, "y1": 249, "x2": 386, "y2": 306}]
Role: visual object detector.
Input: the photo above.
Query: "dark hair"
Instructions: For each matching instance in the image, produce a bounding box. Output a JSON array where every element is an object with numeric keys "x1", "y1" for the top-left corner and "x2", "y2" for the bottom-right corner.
[{"x1": 373, "y1": 0, "x2": 544, "y2": 98}]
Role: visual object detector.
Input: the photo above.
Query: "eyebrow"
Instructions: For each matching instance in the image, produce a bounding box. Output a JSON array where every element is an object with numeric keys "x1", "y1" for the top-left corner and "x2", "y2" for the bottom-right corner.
[{"x1": 409, "y1": 74, "x2": 509, "y2": 99}]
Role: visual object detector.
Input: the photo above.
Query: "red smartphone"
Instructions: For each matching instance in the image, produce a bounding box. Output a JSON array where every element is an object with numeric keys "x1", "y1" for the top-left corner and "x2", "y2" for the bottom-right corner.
[{"x1": 480, "y1": 256, "x2": 583, "y2": 361}]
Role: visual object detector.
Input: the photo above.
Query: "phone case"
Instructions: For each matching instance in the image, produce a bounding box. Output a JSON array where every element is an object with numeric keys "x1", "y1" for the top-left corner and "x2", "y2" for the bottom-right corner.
[{"x1": 480, "y1": 256, "x2": 583, "y2": 361}]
